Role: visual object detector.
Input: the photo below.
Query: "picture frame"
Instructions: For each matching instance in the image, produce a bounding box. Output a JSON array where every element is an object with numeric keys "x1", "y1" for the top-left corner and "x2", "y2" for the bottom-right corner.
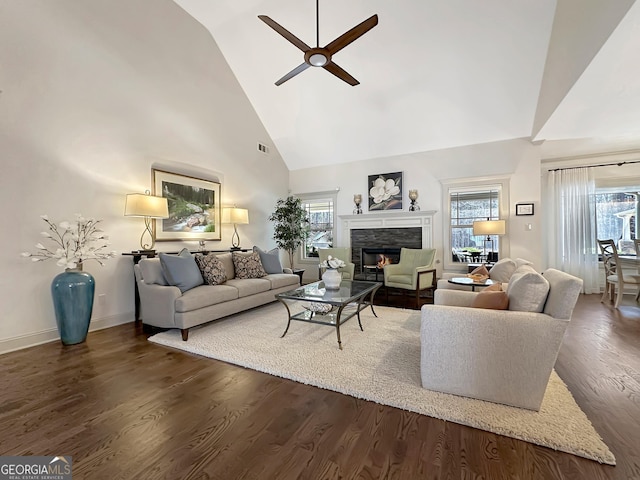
[
  {"x1": 152, "y1": 169, "x2": 221, "y2": 242},
  {"x1": 368, "y1": 171, "x2": 403, "y2": 211},
  {"x1": 515, "y1": 203, "x2": 534, "y2": 216}
]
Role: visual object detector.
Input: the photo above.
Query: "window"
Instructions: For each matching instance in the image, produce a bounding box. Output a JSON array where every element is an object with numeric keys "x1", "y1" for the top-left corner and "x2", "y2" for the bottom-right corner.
[
  {"x1": 442, "y1": 178, "x2": 509, "y2": 270},
  {"x1": 595, "y1": 190, "x2": 639, "y2": 254},
  {"x1": 299, "y1": 193, "x2": 336, "y2": 260}
]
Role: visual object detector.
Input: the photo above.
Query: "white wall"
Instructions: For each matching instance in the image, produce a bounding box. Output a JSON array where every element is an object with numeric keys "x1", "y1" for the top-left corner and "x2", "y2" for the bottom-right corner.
[
  {"x1": 290, "y1": 138, "x2": 544, "y2": 276},
  {"x1": 0, "y1": 0, "x2": 289, "y2": 352}
]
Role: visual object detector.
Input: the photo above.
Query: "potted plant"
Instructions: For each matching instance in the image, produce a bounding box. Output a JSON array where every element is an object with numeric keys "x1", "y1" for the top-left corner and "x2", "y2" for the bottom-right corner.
[{"x1": 268, "y1": 196, "x2": 309, "y2": 269}]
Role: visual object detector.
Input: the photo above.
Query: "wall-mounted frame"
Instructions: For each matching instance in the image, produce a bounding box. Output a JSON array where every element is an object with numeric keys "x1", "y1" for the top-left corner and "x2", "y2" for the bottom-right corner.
[
  {"x1": 515, "y1": 203, "x2": 534, "y2": 216},
  {"x1": 152, "y1": 169, "x2": 221, "y2": 242},
  {"x1": 368, "y1": 171, "x2": 403, "y2": 211}
]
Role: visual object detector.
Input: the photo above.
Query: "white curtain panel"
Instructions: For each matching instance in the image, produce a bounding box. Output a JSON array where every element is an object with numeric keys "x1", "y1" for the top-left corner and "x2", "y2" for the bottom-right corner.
[{"x1": 546, "y1": 168, "x2": 600, "y2": 294}]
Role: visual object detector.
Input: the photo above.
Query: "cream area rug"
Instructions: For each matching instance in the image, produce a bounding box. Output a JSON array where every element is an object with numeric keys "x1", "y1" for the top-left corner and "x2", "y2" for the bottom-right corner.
[{"x1": 148, "y1": 303, "x2": 615, "y2": 465}]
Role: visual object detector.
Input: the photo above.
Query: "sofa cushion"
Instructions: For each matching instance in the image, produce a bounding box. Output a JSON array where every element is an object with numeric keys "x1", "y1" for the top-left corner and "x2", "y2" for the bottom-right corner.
[
  {"x1": 139, "y1": 258, "x2": 168, "y2": 285},
  {"x1": 265, "y1": 273, "x2": 301, "y2": 289},
  {"x1": 470, "y1": 290, "x2": 509, "y2": 310},
  {"x1": 489, "y1": 258, "x2": 517, "y2": 283},
  {"x1": 253, "y1": 246, "x2": 283, "y2": 274},
  {"x1": 194, "y1": 253, "x2": 227, "y2": 285},
  {"x1": 159, "y1": 249, "x2": 204, "y2": 293},
  {"x1": 507, "y1": 265, "x2": 549, "y2": 312},
  {"x1": 216, "y1": 252, "x2": 235, "y2": 280},
  {"x1": 232, "y1": 251, "x2": 267, "y2": 279},
  {"x1": 515, "y1": 258, "x2": 534, "y2": 268},
  {"x1": 225, "y1": 278, "x2": 271, "y2": 297},
  {"x1": 542, "y1": 268, "x2": 584, "y2": 319},
  {"x1": 175, "y1": 284, "x2": 239, "y2": 313}
]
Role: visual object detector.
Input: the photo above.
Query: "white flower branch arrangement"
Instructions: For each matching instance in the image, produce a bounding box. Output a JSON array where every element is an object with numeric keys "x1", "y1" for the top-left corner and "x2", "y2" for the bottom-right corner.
[
  {"x1": 21, "y1": 214, "x2": 117, "y2": 269},
  {"x1": 319, "y1": 255, "x2": 346, "y2": 270}
]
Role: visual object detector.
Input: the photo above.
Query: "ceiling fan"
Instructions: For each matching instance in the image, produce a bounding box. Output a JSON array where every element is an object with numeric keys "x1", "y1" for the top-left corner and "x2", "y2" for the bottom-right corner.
[{"x1": 258, "y1": 1, "x2": 378, "y2": 86}]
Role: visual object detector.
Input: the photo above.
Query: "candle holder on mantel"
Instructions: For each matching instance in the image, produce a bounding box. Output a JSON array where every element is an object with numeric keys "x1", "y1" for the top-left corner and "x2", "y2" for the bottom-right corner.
[
  {"x1": 409, "y1": 189, "x2": 420, "y2": 211},
  {"x1": 353, "y1": 194, "x2": 363, "y2": 214}
]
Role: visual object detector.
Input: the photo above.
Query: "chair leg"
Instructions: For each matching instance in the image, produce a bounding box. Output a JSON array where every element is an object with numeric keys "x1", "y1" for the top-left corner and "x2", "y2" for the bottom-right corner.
[
  {"x1": 636, "y1": 287, "x2": 640, "y2": 302},
  {"x1": 601, "y1": 283, "x2": 609, "y2": 303},
  {"x1": 614, "y1": 283, "x2": 624, "y2": 308}
]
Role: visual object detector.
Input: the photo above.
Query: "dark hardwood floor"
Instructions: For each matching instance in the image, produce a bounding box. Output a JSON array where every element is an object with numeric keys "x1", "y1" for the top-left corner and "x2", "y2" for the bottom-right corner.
[{"x1": 0, "y1": 293, "x2": 638, "y2": 479}]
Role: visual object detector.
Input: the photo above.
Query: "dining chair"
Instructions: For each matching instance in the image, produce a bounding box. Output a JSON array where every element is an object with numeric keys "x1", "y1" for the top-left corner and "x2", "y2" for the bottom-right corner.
[{"x1": 597, "y1": 238, "x2": 640, "y2": 308}]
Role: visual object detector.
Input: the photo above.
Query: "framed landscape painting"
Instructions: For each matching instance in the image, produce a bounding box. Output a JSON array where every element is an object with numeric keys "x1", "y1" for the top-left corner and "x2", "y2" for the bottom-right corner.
[
  {"x1": 152, "y1": 169, "x2": 221, "y2": 242},
  {"x1": 368, "y1": 172, "x2": 403, "y2": 210}
]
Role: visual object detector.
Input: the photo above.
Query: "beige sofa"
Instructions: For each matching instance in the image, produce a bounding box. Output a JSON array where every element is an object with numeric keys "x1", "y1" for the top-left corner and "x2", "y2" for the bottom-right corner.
[
  {"x1": 134, "y1": 253, "x2": 299, "y2": 341},
  {"x1": 421, "y1": 267, "x2": 583, "y2": 410}
]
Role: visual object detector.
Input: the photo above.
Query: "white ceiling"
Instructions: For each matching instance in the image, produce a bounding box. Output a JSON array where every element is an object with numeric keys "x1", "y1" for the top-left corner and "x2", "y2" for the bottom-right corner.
[{"x1": 173, "y1": 0, "x2": 640, "y2": 170}]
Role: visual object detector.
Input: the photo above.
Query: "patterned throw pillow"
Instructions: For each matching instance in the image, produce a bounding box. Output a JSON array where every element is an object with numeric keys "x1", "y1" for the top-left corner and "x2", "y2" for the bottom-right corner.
[
  {"x1": 195, "y1": 253, "x2": 227, "y2": 285},
  {"x1": 232, "y1": 251, "x2": 267, "y2": 279}
]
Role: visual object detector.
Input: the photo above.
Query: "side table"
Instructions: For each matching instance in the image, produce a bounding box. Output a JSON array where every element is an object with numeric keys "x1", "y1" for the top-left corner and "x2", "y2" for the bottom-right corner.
[{"x1": 292, "y1": 269, "x2": 305, "y2": 284}]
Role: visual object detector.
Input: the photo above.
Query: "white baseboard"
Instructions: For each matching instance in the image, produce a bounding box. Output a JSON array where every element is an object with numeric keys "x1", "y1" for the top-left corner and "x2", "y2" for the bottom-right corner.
[{"x1": 0, "y1": 312, "x2": 134, "y2": 356}]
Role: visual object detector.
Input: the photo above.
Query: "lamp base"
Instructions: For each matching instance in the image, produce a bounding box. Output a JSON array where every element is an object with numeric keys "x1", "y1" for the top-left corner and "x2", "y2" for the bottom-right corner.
[{"x1": 229, "y1": 246, "x2": 242, "y2": 251}]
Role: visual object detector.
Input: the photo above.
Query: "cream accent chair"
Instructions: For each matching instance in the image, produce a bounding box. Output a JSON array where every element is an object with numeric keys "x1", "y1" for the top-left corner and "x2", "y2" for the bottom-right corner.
[
  {"x1": 598, "y1": 238, "x2": 640, "y2": 308},
  {"x1": 383, "y1": 248, "x2": 436, "y2": 308},
  {"x1": 420, "y1": 268, "x2": 583, "y2": 411},
  {"x1": 318, "y1": 247, "x2": 355, "y2": 280}
]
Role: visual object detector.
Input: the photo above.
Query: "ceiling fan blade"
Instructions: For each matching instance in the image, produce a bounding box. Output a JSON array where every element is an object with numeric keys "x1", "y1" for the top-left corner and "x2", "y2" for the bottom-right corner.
[
  {"x1": 275, "y1": 62, "x2": 311, "y2": 86},
  {"x1": 325, "y1": 14, "x2": 378, "y2": 55},
  {"x1": 258, "y1": 15, "x2": 311, "y2": 52},
  {"x1": 323, "y1": 62, "x2": 359, "y2": 86}
]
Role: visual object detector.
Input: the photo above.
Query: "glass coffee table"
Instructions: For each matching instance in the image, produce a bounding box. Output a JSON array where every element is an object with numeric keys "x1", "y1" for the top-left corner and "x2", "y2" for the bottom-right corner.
[{"x1": 275, "y1": 280, "x2": 382, "y2": 350}]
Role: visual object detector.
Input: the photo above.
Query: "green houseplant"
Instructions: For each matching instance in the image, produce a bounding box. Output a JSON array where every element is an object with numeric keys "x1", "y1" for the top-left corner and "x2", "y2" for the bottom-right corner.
[{"x1": 268, "y1": 196, "x2": 309, "y2": 269}]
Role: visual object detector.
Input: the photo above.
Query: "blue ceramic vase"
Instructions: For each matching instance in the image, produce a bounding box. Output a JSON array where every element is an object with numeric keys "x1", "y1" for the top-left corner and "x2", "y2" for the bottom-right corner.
[{"x1": 51, "y1": 268, "x2": 95, "y2": 345}]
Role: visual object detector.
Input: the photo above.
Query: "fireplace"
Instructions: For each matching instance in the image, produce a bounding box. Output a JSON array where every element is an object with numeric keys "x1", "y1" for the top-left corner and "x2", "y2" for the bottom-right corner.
[
  {"x1": 361, "y1": 247, "x2": 402, "y2": 272},
  {"x1": 350, "y1": 227, "x2": 422, "y2": 275},
  {"x1": 338, "y1": 211, "x2": 437, "y2": 278}
]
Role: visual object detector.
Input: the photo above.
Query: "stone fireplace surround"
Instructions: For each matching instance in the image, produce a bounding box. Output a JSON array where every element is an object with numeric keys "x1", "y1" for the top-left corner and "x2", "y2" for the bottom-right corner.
[{"x1": 339, "y1": 211, "x2": 436, "y2": 276}]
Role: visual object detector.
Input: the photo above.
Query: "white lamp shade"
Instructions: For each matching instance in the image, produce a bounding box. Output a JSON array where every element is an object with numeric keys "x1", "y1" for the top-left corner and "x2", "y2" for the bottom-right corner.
[
  {"x1": 473, "y1": 219, "x2": 506, "y2": 236},
  {"x1": 222, "y1": 207, "x2": 249, "y2": 225},
  {"x1": 124, "y1": 193, "x2": 169, "y2": 218}
]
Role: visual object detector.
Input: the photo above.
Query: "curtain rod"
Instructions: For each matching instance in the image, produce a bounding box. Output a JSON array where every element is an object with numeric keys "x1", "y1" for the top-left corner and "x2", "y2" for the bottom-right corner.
[{"x1": 548, "y1": 160, "x2": 640, "y2": 172}]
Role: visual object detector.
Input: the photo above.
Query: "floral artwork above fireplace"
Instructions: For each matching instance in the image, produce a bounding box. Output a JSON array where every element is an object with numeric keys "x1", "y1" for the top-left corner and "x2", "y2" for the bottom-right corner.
[{"x1": 368, "y1": 171, "x2": 402, "y2": 211}]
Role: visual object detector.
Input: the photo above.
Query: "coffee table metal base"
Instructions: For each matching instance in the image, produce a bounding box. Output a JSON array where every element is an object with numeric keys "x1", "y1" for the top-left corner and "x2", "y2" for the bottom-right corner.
[{"x1": 276, "y1": 282, "x2": 381, "y2": 350}]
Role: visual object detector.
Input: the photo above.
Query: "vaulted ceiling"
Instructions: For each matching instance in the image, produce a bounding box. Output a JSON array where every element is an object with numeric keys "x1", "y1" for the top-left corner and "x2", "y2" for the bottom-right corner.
[{"x1": 173, "y1": 0, "x2": 640, "y2": 170}]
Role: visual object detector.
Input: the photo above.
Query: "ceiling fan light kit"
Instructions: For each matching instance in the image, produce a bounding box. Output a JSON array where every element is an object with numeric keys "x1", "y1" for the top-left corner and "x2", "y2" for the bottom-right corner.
[{"x1": 259, "y1": 0, "x2": 378, "y2": 86}]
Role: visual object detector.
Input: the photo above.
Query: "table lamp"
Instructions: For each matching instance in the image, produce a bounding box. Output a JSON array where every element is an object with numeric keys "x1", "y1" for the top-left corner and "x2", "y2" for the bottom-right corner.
[
  {"x1": 472, "y1": 219, "x2": 506, "y2": 261},
  {"x1": 124, "y1": 191, "x2": 169, "y2": 252},
  {"x1": 222, "y1": 207, "x2": 249, "y2": 250}
]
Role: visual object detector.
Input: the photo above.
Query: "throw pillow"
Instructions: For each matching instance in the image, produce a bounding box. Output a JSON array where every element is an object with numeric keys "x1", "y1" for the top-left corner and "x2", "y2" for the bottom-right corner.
[
  {"x1": 139, "y1": 258, "x2": 168, "y2": 285},
  {"x1": 159, "y1": 248, "x2": 204, "y2": 293},
  {"x1": 470, "y1": 290, "x2": 509, "y2": 310},
  {"x1": 470, "y1": 265, "x2": 489, "y2": 277},
  {"x1": 216, "y1": 252, "x2": 235, "y2": 280},
  {"x1": 506, "y1": 266, "x2": 550, "y2": 312},
  {"x1": 194, "y1": 253, "x2": 227, "y2": 285},
  {"x1": 483, "y1": 282, "x2": 503, "y2": 292},
  {"x1": 232, "y1": 251, "x2": 267, "y2": 279},
  {"x1": 488, "y1": 257, "x2": 517, "y2": 283},
  {"x1": 253, "y1": 246, "x2": 284, "y2": 274}
]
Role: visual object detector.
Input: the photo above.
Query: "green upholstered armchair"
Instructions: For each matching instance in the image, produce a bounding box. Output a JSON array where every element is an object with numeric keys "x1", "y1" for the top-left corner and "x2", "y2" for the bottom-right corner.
[
  {"x1": 318, "y1": 247, "x2": 356, "y2": 280},
  {"x1": 384, "y1": 248, "x2": 437, "y2": 308}
]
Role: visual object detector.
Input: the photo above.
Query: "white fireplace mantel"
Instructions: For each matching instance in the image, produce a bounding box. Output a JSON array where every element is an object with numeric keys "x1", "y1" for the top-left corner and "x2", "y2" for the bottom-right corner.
[{"x1": 339, "y1": 210, "x2": 437, "y2": 248}]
